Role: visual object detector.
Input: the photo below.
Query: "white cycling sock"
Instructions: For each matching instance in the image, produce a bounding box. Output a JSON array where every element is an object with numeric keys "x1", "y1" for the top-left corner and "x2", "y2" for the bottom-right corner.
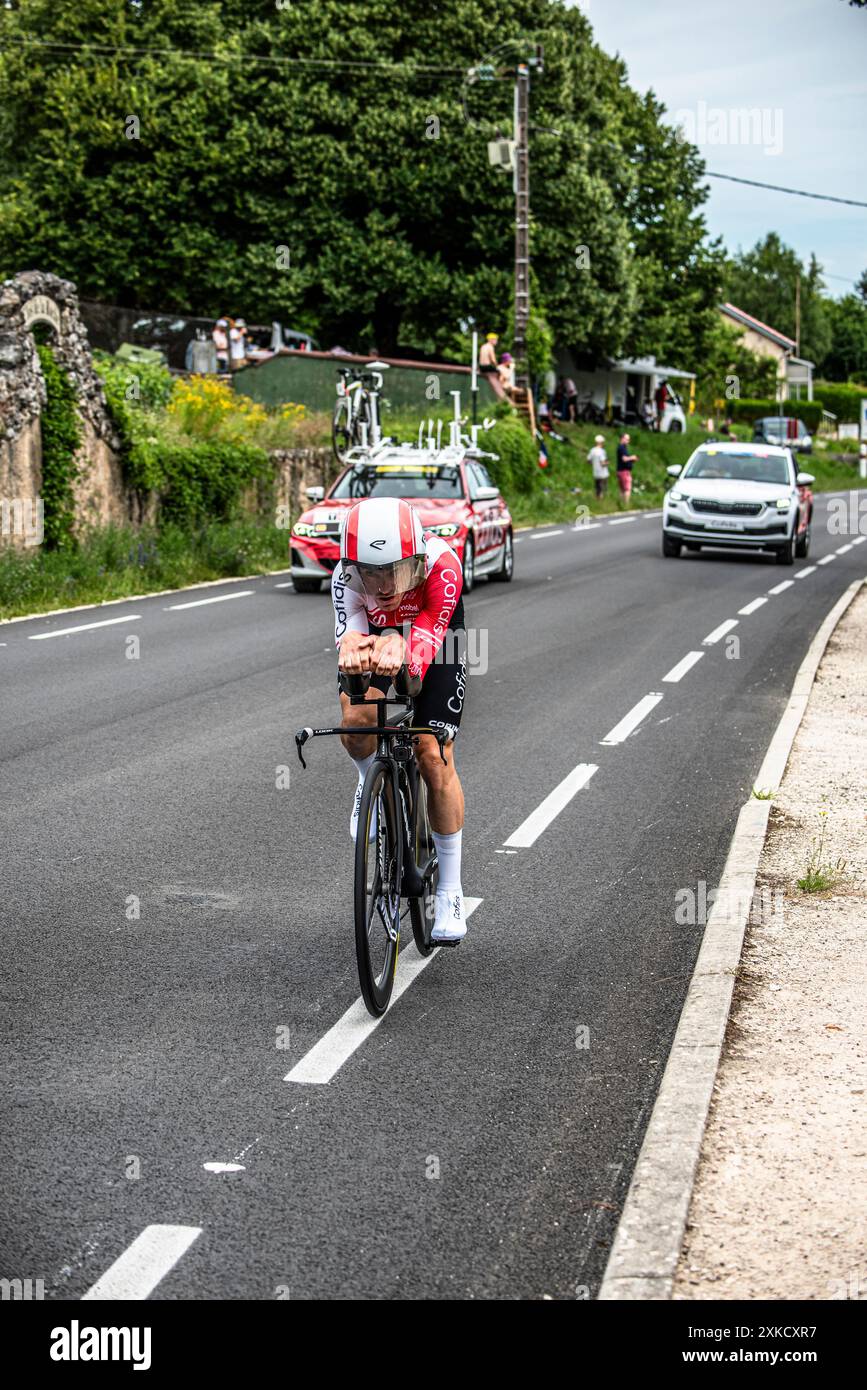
[
  {"x1": 432, "y1": 829, "x2": 463, "y2": 897},
  {"x1": 351, "y1": 752, "x2": 375, "y2": 785}
]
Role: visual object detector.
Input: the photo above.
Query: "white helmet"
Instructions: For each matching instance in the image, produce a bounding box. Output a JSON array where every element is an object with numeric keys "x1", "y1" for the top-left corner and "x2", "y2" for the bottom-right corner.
[{"x1": 340, "y1": 498, "x2": 426, "y2": 608}]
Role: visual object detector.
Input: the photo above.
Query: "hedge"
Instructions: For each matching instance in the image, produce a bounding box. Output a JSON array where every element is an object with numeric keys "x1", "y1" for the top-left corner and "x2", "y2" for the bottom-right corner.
[
  {"x1": 36, "y1": 343, "x2": 82, "y2": 549},
  {"x1": 812, "y1": 381, "x2": 867, "y2": 425},
  {"x1": 728, "y1": 398, "x2": 824, "y2": 432},
  {"x1": 484, "y1": 418, "x2": 538, "y2": 495}
]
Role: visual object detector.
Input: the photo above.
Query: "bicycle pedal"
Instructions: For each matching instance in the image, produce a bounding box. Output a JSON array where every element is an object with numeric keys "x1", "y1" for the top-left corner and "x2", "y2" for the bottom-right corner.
[{"x1": 429, "y1": 936, "x2": 462, "y2": 949}]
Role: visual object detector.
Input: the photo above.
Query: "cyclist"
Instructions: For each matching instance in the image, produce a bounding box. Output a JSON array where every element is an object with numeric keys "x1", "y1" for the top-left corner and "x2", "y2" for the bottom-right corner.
[{"x1": 333, "y1": 497, "x2": 468, "y2": 943}]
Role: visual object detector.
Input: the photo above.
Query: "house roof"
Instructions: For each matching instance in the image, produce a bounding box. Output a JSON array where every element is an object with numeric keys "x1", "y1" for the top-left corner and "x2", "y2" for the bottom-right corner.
[{"x1": 720, "y1": 302, "x2": 796, "y2": 351}]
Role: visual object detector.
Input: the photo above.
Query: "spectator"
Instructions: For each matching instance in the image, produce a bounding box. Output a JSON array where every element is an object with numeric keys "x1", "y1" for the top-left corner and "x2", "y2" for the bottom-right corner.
[
  {"x1": 212, "y1": 317, "x2": 229, "y2": 372},
  {"x1": 498, "y1": 352, "x2": 515, "y2": 392},
  {"x1": 654, "y1": 378, "x2": 669, "y2": 428},
  {"x1": 641, "y1": 397, "x2": 656, "y2": 430},
  {"x1": 587, "y1": 433, "x2": 609, "y2": 499},
  {"x1": 229, "y1": 317, "x2": 248, "y2": 370},
  {"x1": 616, "y1": 432, "x2": 638, "y2": 504},
  {"x1": 543, "y1": 365, "x2": 557, "y2": 405},
  {"x1": 479, "y1": 332, "x2": 499, "y2": 373},
  {"x1": 561, "y1": 374, "x2": 578, "y2": 423}
]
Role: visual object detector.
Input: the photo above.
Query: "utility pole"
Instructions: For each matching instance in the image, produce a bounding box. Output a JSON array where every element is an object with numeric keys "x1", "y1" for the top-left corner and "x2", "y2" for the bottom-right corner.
[
  {"x1": 795, "y1": 273, "x2": 801, "y2": 357},
  {"x1": 512, "y1": 45, "x2": 543, "y2": 394}
]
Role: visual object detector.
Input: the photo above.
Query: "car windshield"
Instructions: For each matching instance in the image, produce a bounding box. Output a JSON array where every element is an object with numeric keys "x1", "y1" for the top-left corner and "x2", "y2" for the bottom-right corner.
[
  {"x1": 682, "y1": 450, "x2": 791, "y2": 485},
  {"x1": 330, "y1": 463, "x2": 464, "y2": 500}
]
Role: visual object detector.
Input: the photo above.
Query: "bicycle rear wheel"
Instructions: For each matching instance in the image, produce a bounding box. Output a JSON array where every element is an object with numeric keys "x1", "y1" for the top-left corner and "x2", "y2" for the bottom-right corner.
[
  {"x1": 409, "y1": 767, "x2": 439, "y2": 957},
  {"x1": 354, "y1": 762, "x2": 402, "y2": 1016}
]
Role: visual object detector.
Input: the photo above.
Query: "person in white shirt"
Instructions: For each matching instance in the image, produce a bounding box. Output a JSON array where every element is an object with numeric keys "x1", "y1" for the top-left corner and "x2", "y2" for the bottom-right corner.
[
  {"x1": 229, "y1": 318, "x2": 247, "y2": 369},
  {"x1": 212, "y1": 318, "x2": 229, "y2": 372},
  {"x1": 587, "y1": 433, "x2": 609, "y2": 498}
]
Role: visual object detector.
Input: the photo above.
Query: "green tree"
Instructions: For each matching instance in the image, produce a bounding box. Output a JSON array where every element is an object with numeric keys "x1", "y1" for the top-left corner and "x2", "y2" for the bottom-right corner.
[
  {"x1": 724, "y1": 234, "x2": 831, "y2": 366},
  {"x1": 0, "y1": 0, "x2": 720, "y2": 366},
  {"x1": 822, "y1": 294, "x2": 867, "y2": 382}
]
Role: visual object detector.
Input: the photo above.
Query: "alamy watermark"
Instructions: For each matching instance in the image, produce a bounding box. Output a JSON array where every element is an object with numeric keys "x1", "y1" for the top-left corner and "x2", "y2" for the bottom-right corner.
[
  {"x1": 1, "y1": 496, "x2": 43, "y2": 546},
  {"x1": 674, "y1": 101, "x2": 783, "y2": 157}
]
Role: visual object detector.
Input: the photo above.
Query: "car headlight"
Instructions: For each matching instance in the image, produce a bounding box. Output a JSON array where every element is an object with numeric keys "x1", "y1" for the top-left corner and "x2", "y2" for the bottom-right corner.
[
  {"x1": 669, "y1": 490, "x2": 685, "y2": 502},
  {"x1": 774, "y1": 498, "x2": 791, "y2": 510},
  {"x1": 292, "y1": 522, "x2": 315, "y2": 537},
  {"x1": 425, "y1": 523, "x2": 460, "y2": 537}
]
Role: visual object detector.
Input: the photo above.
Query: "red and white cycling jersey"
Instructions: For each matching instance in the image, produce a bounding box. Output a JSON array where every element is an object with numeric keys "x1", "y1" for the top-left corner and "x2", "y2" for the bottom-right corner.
[{"x1": 332, "y1": 534, "x2": 463, "y2": 680}]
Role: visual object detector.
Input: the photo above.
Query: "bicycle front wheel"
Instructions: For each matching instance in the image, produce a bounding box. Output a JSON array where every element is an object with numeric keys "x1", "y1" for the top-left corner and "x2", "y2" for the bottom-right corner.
[
  {"x1": 354, "y1": 762, "x2": 402, "y2": 1016},
  {"x1": 332, "y1": 399, "x2": 353, "y2": 462}
]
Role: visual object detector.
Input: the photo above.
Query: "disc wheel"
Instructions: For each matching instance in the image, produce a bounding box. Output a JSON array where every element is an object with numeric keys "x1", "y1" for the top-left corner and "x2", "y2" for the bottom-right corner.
[
  {"x1": 409, "y1": 768, "x2": 439, "y2": 957},
  {"x1": 354, "y1": 763, "x2": 402, "y2": 1016}
]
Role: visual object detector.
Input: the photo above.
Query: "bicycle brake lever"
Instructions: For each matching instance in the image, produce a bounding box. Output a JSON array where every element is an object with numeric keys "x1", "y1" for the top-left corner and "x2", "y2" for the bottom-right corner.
[{"x1": 295, "y1": 727, "x2": 312, "y2": 768}]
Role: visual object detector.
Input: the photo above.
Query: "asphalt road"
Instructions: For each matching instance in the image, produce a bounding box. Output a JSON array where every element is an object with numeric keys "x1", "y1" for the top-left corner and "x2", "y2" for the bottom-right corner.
[{"x1": 2, "y1": 493, "x2": 864, "y2": 1300}]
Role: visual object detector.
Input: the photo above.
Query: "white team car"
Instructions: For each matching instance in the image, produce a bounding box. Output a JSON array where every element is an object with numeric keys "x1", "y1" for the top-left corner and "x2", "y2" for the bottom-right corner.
[{"x1": 662, "y1": 442, "x2": 814, "y2": 565}]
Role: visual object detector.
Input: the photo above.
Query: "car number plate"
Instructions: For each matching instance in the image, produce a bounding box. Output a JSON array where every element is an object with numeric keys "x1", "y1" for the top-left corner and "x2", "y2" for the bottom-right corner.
[{"x1": 714, "y1": 518, "x2": 744, "y2": 531}]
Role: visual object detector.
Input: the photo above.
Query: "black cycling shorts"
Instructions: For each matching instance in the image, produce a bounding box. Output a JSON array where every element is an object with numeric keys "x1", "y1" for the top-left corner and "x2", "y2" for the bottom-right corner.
[{"x1": 337, "y1": 610, "x2": 467, "y2": 742}]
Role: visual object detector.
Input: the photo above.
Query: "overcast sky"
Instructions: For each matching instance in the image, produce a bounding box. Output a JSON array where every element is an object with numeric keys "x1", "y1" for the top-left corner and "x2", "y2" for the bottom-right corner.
[{"x1": 571, "y1": 0, "x2": 867, "y2": 296}]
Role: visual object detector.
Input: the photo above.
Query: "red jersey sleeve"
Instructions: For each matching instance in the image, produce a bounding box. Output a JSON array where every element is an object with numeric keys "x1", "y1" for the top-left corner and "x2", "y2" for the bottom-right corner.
[{"x1": 405, "y1": 547, "x2": 463, "y2": 680}]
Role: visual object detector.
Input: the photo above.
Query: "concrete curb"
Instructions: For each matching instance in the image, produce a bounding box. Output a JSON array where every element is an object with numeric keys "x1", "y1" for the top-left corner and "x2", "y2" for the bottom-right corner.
[{"x1": 597, "y1": 574, "x2": 866, "y2": 1301}]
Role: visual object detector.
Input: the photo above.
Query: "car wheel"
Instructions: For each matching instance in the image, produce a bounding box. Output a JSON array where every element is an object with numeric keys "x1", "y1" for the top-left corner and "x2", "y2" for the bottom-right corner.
[
  {"x1": 662, "y1": 533, "x2": 682, "y2": 557},
  {"x1": 491, "y1": 530, "x2": 513, "y2": 583},
  {"x1": 668, "y1": 419, "x2": 683, "y2": 434},
  {"x1": 775, "y1": 530, "x2": 796, "y2": 566},
  {"x1": 462, "y1": 536, "x2": 475, "y2": 592},
  {"x1": 292, "y1": 576, "x2": 322, "y2": 593},
  {"x1": 795, "y1": 514, "x2": 811, "y2": 559}
]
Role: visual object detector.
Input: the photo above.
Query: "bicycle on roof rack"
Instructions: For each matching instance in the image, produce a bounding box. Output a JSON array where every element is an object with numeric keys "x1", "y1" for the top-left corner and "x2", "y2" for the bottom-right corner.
[
  {"x1": 295, "y1": 665, "x2": 450, "y2": 1017},
  {"x1": 332, "y1": 362, "x2": 390, "y2": 464}
]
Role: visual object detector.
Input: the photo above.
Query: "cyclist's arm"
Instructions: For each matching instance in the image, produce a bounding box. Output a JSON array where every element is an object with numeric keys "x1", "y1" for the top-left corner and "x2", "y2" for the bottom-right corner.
[
  {"x1": 405, "y1": 547, "x2": 463, "y2": 680},
  {"x1": 332, "y1": 566, "x2": 369, "y2": 648}
]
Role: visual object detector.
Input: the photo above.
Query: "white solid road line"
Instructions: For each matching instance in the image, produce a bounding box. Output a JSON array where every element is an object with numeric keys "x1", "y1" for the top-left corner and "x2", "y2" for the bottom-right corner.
[
  {"x1": 28, "y1": 614, "x2": 142, "y2": 640},
  {"x1": 738, "y1": 596, "x2": 768, "y2": 616},
  {"x1": 600, "y1": 694, "x2": 664, "y2": 746},
  {"x1": 817, "y1": 555, "x2": 835, "y2": 566},
  {"x1": 166, "y1": 590, "x2": 255, "y2": 610},
  {"x1": 794, "y1": 566, "x2": 816, "y2": 579},
  {"x1": 836, "y1": 543, "x2": 853, "y2": 554},
  {"x1": 768, "y1": 579, "x2": 794, "y2": 593},
  {"x1": 285, "y1": 899, "x2": 483, "y2": 1085},
  {"x1": 608, "y1": 516, "x2": 636, "y2": 525},
  {"x1": 702, "y1": 618, "x2": 738, "y2": 646},
  {"x1": 529, "y1": 529, "x2": 564, "y2": 540},
  {"x1": 503, "y1": 763, "x2": 598, "y2": 849},
  {"x1": 82, "y1": 1224, "x2": 202, "y2": 1300},
  {"x1": 662, "y1": 651, "x2": 705, "y2": 683}
]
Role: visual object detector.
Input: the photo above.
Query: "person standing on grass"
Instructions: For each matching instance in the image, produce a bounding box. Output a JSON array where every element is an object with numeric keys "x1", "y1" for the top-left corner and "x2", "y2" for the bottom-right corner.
[
  {"x1": 616, "y1": 432, "x2": 637, "y2": 504},
  {"x1": 587, "y1": 433, "x2": 609, "y2": 499}
]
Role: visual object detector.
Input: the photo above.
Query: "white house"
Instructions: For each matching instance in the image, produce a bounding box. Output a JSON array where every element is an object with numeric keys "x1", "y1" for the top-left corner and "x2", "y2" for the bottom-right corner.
[{"x1": 719, "y1": 302, "x2": 814, "y2": 402}]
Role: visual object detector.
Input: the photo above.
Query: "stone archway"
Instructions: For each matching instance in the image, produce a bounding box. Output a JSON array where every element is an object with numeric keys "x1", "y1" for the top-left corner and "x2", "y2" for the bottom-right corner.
[{"x1": 0, "y1": 270, "x2": 126, "y2": 547}]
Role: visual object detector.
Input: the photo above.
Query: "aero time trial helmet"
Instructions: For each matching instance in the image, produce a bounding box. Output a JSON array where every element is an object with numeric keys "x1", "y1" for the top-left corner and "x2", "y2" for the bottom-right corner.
[{"x1": 340, "y1": 497, "x2": 426, "y2": 610}]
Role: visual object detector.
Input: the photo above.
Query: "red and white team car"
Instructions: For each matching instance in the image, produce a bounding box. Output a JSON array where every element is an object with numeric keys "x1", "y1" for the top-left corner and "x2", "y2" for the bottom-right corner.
[{"x1": 289, "y1": 445, "x2": 514, "y2": 594}]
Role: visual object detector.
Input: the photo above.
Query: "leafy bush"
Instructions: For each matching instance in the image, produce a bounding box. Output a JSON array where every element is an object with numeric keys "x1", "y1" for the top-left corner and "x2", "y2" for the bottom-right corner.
[
  {"x1": 728, "y1": 398, "x2": 824, "y2": 432},
  {"x1": 147, "y1": 440, "x2": 270, "y2": 526},
  {"x1": 36, "y1": 343, "x2": 82, "y2": 549},
  {"x1": 484, "y1": 417, "x2": 538, "y2": 495},
  {"x1": 812, "y1": 381, "x2": 867, "y2": 425},
  {"x1": 94, "y1": 351, "x2": 173, "y2": 412}
]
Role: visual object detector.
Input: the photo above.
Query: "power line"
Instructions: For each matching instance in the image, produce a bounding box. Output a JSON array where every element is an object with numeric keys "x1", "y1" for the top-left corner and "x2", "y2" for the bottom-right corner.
[
  {"x1": 0, "y1": 36, "x2": 467, "y2": 77},
  {"x1": 706, "y1": 170, "x2": 867, "y2": 209}
]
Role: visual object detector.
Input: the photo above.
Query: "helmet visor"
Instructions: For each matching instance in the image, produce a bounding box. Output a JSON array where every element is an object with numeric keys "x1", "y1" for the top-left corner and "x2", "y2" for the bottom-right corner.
[{"x1": 345, "y1": 555, "x2": 425, "y2": 604}]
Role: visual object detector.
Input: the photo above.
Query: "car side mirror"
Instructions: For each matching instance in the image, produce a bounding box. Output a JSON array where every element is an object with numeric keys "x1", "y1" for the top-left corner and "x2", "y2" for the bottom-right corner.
[
  {"x1": 796, "y1": 472, "x2": 814, "y2": 486},
  {"x1": 474, "y1": 486, "x2": 500, "y2": 501},
  {"x1": 305, "y1": 486, "x2": 325, "y2": 502},
  {"x1": 666, "y1": 465, "x2": 682, "y2": 478}
]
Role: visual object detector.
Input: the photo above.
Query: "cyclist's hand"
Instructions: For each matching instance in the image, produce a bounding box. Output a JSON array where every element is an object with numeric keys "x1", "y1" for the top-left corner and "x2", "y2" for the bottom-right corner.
[
  {"x1": 371, "y1": 631, "x2": 406, "y2": 678},
  {"x1": 339, "y1": 631, "x2": 375, "y2": 674}
]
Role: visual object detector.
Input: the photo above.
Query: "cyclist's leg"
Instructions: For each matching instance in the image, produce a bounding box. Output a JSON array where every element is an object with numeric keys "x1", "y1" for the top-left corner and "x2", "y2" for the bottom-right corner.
[{"x1": 413, "y1": 629, "x2": 468, "y2": 939}]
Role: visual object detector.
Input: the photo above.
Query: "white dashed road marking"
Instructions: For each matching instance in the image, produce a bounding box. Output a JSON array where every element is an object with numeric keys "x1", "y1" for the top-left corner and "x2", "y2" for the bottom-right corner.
[
  {"x1": 503, "y1": 763, "x2": 598, "y2": 849},
  {"x1": 817, "y1": 555, "x2": 835, "y2": 566},
  {"x1": 702, "y1": 619, "x2": 738, "y2": 645},
  {"x1": 738, "y1": 596, "x2": 768, "y2": 616},
  {"x1": 768, "y1": 580, "x2": 794, "y2": 593},
  {"x1": 608, "y1": 517, "x2": 636, "y2": 525},
  {"x1": 529, "y1": 530, "x2": 564, "y2": 540},
  {"x1": 794, "y1": 567, "x2": 816, "y2": 579},
  {"x1": 662, "y1": 651, "x2": 704, "y2": 683},
  {"x1": 285, "y1": 899, "x2": 483, "y2": 1085},
  {"x1": 600, "y1": 694, "x2": 664, "y2": 746},
  {"x1": 836, "y1": 544, "x2": 853, "y2": 554},
  {"x1": 82, "y1": 1225, "x2": 202, "y2": 1300},
  {"x1": 166, "y1": 591, "x2": 255, "y2": 610},
  {"x1": 28, "y1": 615, "x2": 142, "y2": 640}
]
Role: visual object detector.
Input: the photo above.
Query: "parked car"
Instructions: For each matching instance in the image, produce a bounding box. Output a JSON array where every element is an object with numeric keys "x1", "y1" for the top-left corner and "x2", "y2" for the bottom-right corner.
[
  {"x1": 753, "y1": 416, "x2": 813, "y2": 454},
  {"x1": 658, "y1": 385, "x2": 687, "y2": 434},
  {"x1": 289, "y1": 447, "x2": 514, "y2": 594},
  {"x1": 662, "y1": 442, "x2": 814, "y2": 565}
]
